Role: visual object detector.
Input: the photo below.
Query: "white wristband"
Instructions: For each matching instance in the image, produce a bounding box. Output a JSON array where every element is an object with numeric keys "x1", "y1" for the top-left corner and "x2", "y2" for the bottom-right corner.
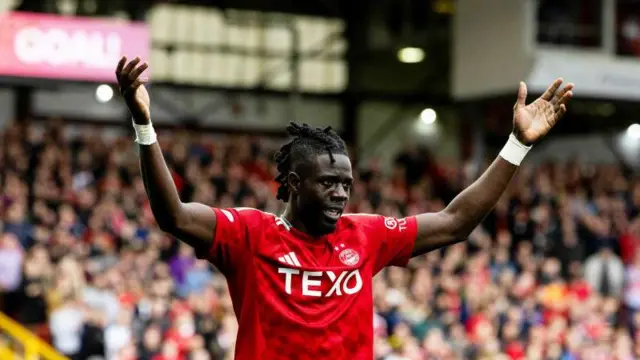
[
  {"x1": 499, "y1": 133, "x2": 532, "y2": 166},
  {"x1": 132, "y1": 120, "x2": 157, "y2": 145}
]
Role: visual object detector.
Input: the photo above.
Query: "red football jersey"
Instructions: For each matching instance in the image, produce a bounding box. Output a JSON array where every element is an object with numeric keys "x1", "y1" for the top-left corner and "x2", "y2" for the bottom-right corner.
[{"x1": 208, "y1": 207, "x2": 417, "y2": 360}]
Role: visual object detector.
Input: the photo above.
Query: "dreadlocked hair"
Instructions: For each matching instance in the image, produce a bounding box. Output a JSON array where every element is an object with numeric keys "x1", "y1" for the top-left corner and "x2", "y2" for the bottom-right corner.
[{"x1": 274, "y1": 122, "x2": 347, "y2": 202}]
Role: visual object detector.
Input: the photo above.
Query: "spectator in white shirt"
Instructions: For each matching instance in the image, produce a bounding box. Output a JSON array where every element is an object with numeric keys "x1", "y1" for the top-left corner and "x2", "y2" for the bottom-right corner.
[
  {"x1": 585, "y1": 247, "x2": 625, "y2": 298},
  {"x1": 0, "y1": 233, "x2": 24, "y2": 291},
  {"x1": 49, "y1": 295, "x2": 85, "y2": 360},
  {"x1": 105, "y1": 309, "x2": 133, "y2": 360}
]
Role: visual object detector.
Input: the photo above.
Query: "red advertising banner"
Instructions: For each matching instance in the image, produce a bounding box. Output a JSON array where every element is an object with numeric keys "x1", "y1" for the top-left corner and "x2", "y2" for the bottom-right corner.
[{"x1": 0, "y1": 12, "x2": 149, "y2": 82}]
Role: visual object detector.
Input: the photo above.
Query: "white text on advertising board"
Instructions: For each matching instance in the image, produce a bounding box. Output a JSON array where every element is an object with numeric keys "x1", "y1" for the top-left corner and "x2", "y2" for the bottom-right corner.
[{"x1": 14, "y1": 27, "x2": 121, "y2": 68}]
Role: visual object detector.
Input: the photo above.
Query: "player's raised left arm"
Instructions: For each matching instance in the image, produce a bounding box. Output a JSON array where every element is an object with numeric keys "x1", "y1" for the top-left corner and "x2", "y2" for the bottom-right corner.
[{"x1": 412, "y1": 79, "x2": 573, "y2": 257}]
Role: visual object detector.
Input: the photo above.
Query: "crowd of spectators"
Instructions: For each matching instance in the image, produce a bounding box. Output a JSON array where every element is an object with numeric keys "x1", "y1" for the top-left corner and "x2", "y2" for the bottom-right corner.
[{"x1": 1, "y1": 120, "x2": 640, "y2": 360}]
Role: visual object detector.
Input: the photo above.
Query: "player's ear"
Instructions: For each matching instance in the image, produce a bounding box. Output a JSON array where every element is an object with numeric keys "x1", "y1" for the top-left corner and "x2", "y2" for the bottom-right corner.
[{"x1": 287, "y1": 171, "x2": 301, "y2": 194}]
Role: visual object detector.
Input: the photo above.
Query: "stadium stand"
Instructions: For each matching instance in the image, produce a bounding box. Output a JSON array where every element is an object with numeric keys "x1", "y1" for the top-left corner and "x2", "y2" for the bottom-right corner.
[{"x1": 1, "y1": 120, "x2": 639, "y2": 359}]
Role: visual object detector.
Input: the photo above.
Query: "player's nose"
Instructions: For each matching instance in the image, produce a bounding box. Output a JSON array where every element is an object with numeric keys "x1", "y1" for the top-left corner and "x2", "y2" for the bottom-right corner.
[{"x1": 330, "y1": 184, "x2": 349, "y2": 202}]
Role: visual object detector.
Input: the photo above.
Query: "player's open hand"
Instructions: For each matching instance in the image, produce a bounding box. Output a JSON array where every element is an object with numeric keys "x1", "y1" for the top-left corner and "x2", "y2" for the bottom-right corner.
[
  {"x1": 512, "y1": 78, "x2": 574, "y2": 145},
  {"x1": 115, "y1": 56, "x2": 150, "y2": 124}
]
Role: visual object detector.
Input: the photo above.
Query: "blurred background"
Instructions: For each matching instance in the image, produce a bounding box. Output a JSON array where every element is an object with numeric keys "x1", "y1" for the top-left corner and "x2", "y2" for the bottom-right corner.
[{"x1": 1, "y1": 0, "x2": 640, "y2": 359}]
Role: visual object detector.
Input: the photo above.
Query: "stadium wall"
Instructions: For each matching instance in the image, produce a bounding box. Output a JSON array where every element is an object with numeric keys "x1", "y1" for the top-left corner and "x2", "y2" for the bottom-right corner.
[
  {"x1": 453, "y1": 0, "x2": 532, "y2": 100},
  {"x1": 29, "y1": 85, "x2": 342, "y2": 131},
  {"x1": 357, "y1": 101, "x2": 460, "y2": 167}
]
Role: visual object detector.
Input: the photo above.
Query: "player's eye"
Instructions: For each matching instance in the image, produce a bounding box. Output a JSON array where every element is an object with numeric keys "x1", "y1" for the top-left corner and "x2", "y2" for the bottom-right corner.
[{"x1": 321, "y1": 180, "x2": 334, "y2": 187}]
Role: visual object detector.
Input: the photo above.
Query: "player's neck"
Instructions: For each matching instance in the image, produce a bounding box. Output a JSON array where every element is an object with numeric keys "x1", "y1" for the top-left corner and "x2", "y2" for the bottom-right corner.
[
  {"x1": 281, "y1": 206, "x2": 304, "y2": 231},
  {"x1": 281, "y1": 206, "x2": 318, "y2": 238}
]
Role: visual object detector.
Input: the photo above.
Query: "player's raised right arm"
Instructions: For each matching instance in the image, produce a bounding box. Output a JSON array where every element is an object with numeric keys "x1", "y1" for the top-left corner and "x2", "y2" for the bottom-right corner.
[{"x1": 115, "y1": 56, "x2": 216, "y2": 255}]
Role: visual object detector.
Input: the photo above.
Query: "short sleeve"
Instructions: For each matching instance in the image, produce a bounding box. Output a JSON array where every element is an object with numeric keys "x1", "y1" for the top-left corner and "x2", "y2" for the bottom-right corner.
[
  {"x1": 208, "y1": 208, "x2": 260, "y2": 274},
  {"x1": 350, "y1": 214, "x2": 418, "y2": 274}
]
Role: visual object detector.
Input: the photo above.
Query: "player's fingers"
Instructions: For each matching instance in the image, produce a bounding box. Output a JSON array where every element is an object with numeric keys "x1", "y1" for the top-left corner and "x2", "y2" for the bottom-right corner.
[
  {"x1": 549, "y1": 86, "x2": 564, "y2": 105},
  {"x1": 561, "y1": 89, "x2": 574, "y2": 103},
  {"x1": 115, "y1": 56, "x2": 126, "y2": 76},
  {"x1": 552, "y1": 89, "x2": 573, "y2": 112},
  {"x1": 120, "y1": 81, "x2": 140, "y2": 98},
  {"x1": 550, "y1": 83, "x2": 573, "y2": 106},
  {"x1": 515, "y1": 81, "x2": 527, "y2": 108},
  {"x1": 129, "y1": 62, "x2": 149, "y2": 81},
  {"x1": 122, "y1": 57, "x2": 141, "y2": 75},
  {"x1": 554, "y1": 104, "x2": 567, "y2": 121},
  {"x1": 130, "y1": 78, "x2": 147, "y2": 90},
  {"x1": 557, "y1": 90, "x2": 573, "y2": 108},
  {"x1": 541, "y1": 78, "x2": 563, "y2": 101},
  {"x1": 553, "y1": 91, "x2": 572, "y2": 114}
]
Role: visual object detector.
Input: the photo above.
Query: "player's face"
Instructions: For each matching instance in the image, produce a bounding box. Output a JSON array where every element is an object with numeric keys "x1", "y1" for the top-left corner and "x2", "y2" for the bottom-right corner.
[{"x1": 297, "y1": 153, "x2": 353, "y2": 235}]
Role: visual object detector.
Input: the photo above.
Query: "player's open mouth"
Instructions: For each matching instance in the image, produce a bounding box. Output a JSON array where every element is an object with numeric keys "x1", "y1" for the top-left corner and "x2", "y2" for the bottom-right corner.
[{"x1": 323, "y1": 208, "x2": 342, "y2": 220}]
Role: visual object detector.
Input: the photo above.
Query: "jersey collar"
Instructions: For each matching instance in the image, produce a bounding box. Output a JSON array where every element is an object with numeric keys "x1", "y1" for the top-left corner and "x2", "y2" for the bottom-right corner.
[{"x1": 280, "y1": 214, "x2": 337, "y2": 249}]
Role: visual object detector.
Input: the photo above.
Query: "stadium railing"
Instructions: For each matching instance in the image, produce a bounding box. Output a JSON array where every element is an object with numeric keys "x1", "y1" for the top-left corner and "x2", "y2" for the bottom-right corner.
[{"x1": 0, "y1": 312, "x2": 68, "y2": 360}]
